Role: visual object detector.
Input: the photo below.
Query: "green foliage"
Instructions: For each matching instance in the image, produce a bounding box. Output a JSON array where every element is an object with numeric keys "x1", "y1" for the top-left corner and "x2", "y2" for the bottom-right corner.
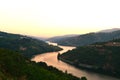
[
  {"x1": 0, "y1": 31, "x2": 86, "y2": 80},
  {"x1": 0, "y1": 31, "x2": 62, "y2": 58},
  {"x1": 0, "y1": 48, "x2": 82, "y2": 80},
  {"x1": 81, "y1": 77, "x2": 87, "y2": 80},
  {"x1": 60, "y1": 39, "x2": 120, "y2": 78}
]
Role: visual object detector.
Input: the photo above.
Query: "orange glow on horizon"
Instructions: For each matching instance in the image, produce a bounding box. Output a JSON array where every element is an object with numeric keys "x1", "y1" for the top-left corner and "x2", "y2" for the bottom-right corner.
[{"x1": 0, "y1": 0, "x2": 120, "y2": 37}]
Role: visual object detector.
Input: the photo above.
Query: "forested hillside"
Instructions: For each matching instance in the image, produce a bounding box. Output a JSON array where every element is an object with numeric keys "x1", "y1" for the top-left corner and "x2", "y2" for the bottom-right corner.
[
  {"x1": 0, "y1": 48, "x2": 85, "y2": 80},
  {"x1": 50, "y1": 30, "x2": 120, "y2": 46},
  {"x1": 0, "y1": 31, "x2": 62, "y2": 58},
  {"x1": 59, "y1": 39, "x2": 120, "y2": 78}
]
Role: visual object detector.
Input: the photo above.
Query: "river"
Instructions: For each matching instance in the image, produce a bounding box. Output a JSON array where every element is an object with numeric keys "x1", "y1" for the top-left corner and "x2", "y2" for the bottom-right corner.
[{"x1": 31, "y1": 42, "x2": 120, "y2": 80}]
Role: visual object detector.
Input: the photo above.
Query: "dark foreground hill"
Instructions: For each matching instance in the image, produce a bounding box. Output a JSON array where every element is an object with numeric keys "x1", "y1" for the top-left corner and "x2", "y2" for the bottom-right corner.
[
  {"x1": 0, "y1": 48, "x2": 87, "y2": 80},
  {"x1": 59, "y1": 39, "x2": 120, "y2": 78},
  {"x1": 0, "y1": 31, "x2": 62, "y2": 58},
  {"x1": 49, "y1": 30, "x2": 120, "y2": 46}
]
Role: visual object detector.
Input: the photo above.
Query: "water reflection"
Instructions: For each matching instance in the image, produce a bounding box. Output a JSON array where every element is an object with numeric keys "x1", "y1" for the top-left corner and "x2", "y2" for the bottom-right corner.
[{"x1": 31, "y1": 42, "x2": 119, "y2": 80}]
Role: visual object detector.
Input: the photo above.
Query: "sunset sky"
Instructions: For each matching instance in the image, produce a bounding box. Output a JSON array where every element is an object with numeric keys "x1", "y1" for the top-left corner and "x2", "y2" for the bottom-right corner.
[{"x1": 0, "y1": 0, "x2": 120, "y2": 37}]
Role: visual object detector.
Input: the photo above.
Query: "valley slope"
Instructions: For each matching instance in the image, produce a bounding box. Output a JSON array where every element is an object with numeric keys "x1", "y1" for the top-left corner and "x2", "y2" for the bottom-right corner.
[
  {"x1": 59, "y1": 39, "x2": 120, "y2": 78},
  {"x1": 49, "y1": 30, "x2": 120, "y2": 46},
  {"x1": 0, "y1": 31, "x2": 62, "y2": 58},
  {"x1": 0, "y1": 31, "x2": 86, "y2": 80},
  {"x1": 0, "y1": 48, "x2": 83, "y2": 80}
]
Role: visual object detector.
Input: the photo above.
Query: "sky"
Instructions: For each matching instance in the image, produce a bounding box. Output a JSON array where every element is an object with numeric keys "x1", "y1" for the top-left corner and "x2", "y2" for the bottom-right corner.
[{"x1": 0, "y1": 0, "x2": 120, "y2": 38}]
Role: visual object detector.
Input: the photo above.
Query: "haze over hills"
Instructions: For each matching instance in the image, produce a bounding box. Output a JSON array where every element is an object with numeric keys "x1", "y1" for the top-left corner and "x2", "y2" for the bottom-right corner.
[
  {"x1": 1, "y1": 0, "x2": 120, "y2": 79},
  {"x1": 98, "y1": 28, "x2": 120, "y2": 33},
  {"x1": 48, "y1": 29, "x2": 120, "y2": 46},
  {"x1": 47, "y1": 34, "x2": 79, "y2": 42}
]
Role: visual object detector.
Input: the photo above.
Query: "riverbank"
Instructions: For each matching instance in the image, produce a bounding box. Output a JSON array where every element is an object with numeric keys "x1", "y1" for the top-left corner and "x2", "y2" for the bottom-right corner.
[
  {"x1": 32, "y1": 42, "x2": 120, "y2": 80},
  {"x1": 59, "y1": 56, "x2": 120, "y2": 79}
]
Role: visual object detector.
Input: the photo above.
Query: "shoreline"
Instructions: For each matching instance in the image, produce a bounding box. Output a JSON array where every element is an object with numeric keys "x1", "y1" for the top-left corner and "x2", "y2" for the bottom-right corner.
[{"x1": 59, "y1": 57, "x2": 120, "y2": 79}]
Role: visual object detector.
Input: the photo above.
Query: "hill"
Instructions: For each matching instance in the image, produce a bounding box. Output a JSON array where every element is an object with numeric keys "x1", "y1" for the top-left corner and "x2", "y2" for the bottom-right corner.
[
  {"x1": 0, "y1": 31, "x2": 62, "y2": 58},
  {"x1": 98, "y1": 28, "x2": 120, "y2": 33},
  {"x1": 49, "y1": 30, "x2": 120, "y2": 46},
  {"x1": 59, "y1": 39, "x2": 120, "y2": 78},
  {"x1": 47, "y1": 34, "x2": 79, "y2": 42},
  {"x1": 0, "y1": 48, "x2": 85, "y2": 80}
]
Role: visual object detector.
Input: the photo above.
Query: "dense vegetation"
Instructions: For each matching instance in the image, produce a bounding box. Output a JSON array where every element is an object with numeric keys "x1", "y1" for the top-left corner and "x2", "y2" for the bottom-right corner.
[
  {"x1": 0, "y1": 48, "x2": 85, "y2": 80},
  {"x1": 0, "y1": 31, "x2": 87, "y2": 80},
  {"x1": 49, "y1": 30, "x2": 120, "y2": 46},
  {"x1": 0, "y1": 31, "x2": 62, "y2": 58},
  {"x1": 60, "y1": 39, "x2": 120, "y2": 78}
]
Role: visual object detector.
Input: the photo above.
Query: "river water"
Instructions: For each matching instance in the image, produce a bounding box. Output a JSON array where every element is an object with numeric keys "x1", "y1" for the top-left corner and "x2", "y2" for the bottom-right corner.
[{"x1": 31, "y1": 42, "x2": 119, "y2": 80}]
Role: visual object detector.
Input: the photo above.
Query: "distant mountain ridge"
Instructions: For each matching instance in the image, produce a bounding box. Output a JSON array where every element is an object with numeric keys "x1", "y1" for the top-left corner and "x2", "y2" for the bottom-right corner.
[
  {"x1": 99, "y1": 28, "x2": 120, "y2": 33},
  {"x1": 48, "y1": 29, "x2": 120, "y2": 46},
  {"x1": 47, "y1": 34, "x2": 79, "y2": 42}
]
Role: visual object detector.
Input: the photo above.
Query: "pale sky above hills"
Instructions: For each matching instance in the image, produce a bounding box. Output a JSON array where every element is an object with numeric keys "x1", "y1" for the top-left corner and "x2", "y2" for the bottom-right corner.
[{"x1": 0, "y1": 0, "x2": 120, "y2": 37}]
